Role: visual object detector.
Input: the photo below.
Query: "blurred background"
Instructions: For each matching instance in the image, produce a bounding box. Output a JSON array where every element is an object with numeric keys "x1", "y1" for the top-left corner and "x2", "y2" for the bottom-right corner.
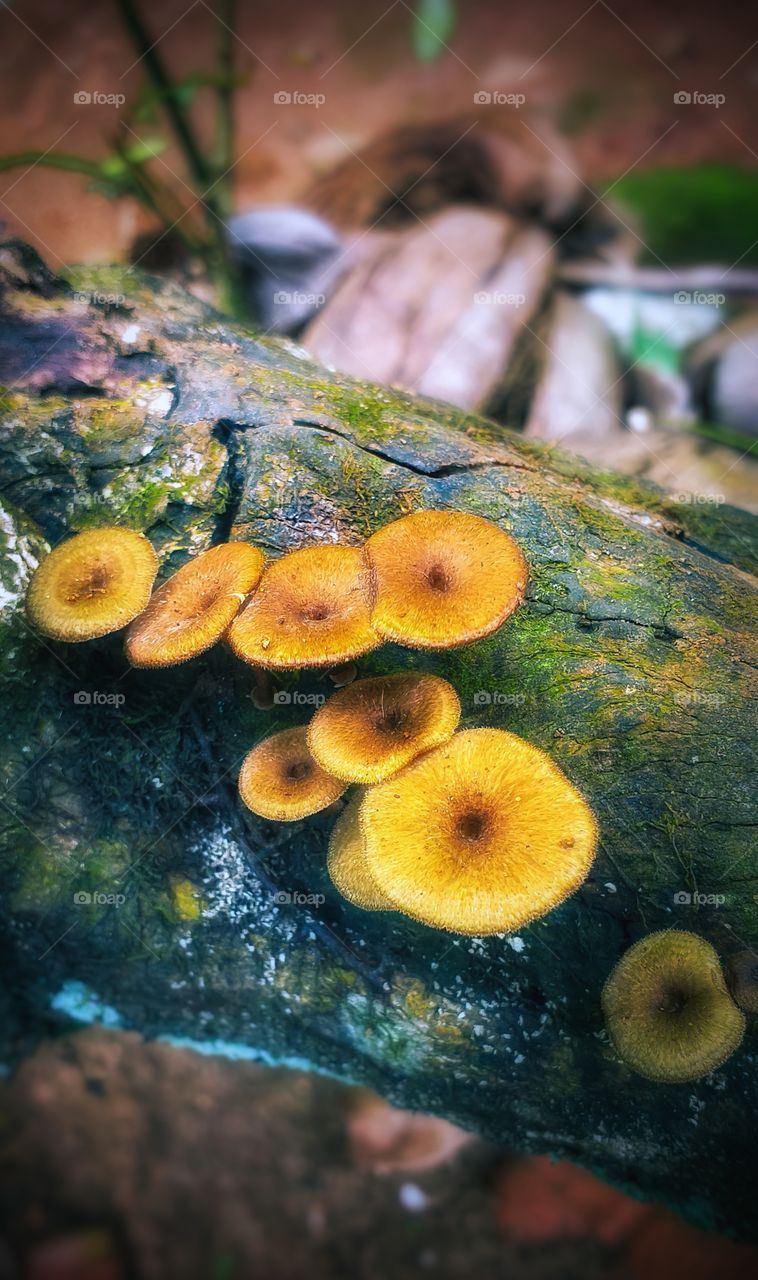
[{"x1": 1, "y1": 1, "x2": 757, "y2": 1277}]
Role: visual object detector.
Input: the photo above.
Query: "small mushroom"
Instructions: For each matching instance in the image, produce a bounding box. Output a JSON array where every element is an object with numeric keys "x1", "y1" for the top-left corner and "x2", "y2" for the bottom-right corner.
[
  {"x1": 601, "y1": 930, "x2": 745, "y2": 1082},
  {"x1": 228, "y1": 545, "x2": 379, "y2": 670},
  {"x1": 725, "y1": 950, "x2": 758, "y2": 1013},
  {"x1": 26, "y1": 527, "x2": 158, "y2": 642},
  {"x1": 308, "y1": 672, "x2": 460, "y2": 783},
  {"x1": 125, "y1": 541, "x2": 264, "y2": 667},
  {"x1": 238, "y1": 726, "x2": 347, "y2": 821},
  {"x1": 364, "y1": 510, "x2": 527, "y2": 649},
  {"x1": 327, "y1": 792, "x2": 395, "y2": 911},
  {"x1": 359, "y1": 728, "x2": 597, "y2": 934},
  {"x1": 126, "y1": 540, "x2": 265, "y2": 670}
]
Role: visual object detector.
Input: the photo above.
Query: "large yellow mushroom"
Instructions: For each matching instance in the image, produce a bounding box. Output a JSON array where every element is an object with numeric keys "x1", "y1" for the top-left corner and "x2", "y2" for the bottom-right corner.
[
  {"x1": 26, "y1": 527, "x2": 158, "y2": 641},
  {"x1": 359, "y1": 728, "x2": 597, "y2": 934}
]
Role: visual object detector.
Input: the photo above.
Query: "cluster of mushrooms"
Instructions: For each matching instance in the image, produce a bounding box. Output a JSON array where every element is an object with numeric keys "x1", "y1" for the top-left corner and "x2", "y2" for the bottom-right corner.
[{"x1": 25, "y1": 509, "x2": 754, "y2": 1082}]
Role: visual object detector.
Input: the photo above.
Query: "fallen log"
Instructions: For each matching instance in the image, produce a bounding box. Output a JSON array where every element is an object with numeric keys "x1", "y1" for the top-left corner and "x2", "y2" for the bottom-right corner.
[{"x1": 0, "y1": 242, "x2": 756, "y2": 1238}]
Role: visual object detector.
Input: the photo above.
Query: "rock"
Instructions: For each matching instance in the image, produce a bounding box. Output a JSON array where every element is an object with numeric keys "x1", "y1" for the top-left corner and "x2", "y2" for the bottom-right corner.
[
  {"x1": 0, "y1": 244, "x2": 757, "y2": 1240},
  {"x1": 687, "y1": 311, "x2": 758, "y2": 434},
  {"x1": 712, "y1": 322, "x2": 758, "y2": 434},
  {"x1": 304, "y1": 206, "x2": 554, "y2": 411},
  {"x1": 496, "y1": 291, "x2": 622, "y2": 448}
]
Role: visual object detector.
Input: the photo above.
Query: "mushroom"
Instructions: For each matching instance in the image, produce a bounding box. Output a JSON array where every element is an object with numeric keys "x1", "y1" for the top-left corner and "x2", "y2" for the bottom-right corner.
[
  {"x1": 601, "y1": 930, "x2": 745, "y2": 1082},
  {"x1": 725, "y1": 950, "x2": 758, "y2": 1013},
  {"x1": 228, "y1": 545, "x2": 379, "y2": 670},
  {"x1": 125, "y1": 541, "x2": 264, "y2": 668},
  {"x1": 26, "y1": 527, "x2": 158, "y2": 642},
  {"x1": 359, "y1": 728, "x2": 597, "y2": 934},
  {"x1": 364, "y1": 510, "x2": 527, "y2": 649},
  {"x1": 238, "y1": 726, "x2": 347, "y2": 821},
  {"x1": 327, "y1": 792, "x2": 395, "y2": 911},
  {"x1": 308, "y1": 672, "x2": 460, "y2": 784}
]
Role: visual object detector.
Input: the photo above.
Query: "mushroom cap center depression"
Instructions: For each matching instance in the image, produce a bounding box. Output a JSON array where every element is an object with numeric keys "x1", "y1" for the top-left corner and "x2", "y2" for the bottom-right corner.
[
  {"x1": 424, "y1": 561, "x2": 453, "y2": 593},
  {"x1": 455, "y1": 805, "x2": 492, "y2": 844},
  {"x1": 285, "y1": 759, "x2": 312, "y2": 782},
  {"x1": 66, "y1": 563, "x2": 112, "y2": 601}
]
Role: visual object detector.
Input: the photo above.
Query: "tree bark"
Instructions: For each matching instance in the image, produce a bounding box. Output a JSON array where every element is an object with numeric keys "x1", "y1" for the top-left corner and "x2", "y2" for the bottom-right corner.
[{"x1": 0, "y1": 242, "x2": 756, "y2": 1238}]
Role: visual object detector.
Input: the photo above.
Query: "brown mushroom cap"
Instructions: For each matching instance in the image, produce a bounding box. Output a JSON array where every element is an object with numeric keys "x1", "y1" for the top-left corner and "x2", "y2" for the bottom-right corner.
[
  {"x1": 602, "y1": 930, "x2": 745, "y2": 1082},
  {"x1": 228, "y1": 545, "x2": 379, "y2": 669},
  {"x1": 725, "y1": 950, "x2": 758, "y2": 1013},
  {"x1": 26, "y1": 527, "x2": 158, "y2": 642},
  {"x1": 125, "y1": 541, "x2": 264, "y2": 668},
  {"x1": 238, "y1": 726, "x2": 347, "y2": 821},
  {"x1": 360, "y1": 728, "x2": 597, "y2": 934},
  {"x1": 327, "y1": 792, "x2": 395, "y2": 911},
  {"x1": 364, "y1": 510, "x2": 527, "y2": 649},
  {"x1": 308, "y1": 673, "x2": 460, "y2": 784}
]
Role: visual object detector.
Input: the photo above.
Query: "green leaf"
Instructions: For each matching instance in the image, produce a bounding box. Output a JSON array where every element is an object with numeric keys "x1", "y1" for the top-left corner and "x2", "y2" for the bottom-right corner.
[
  {"x1": 121, "y1": 136, "x2": 169, "y2": 165},
  {"x1": 411, "y1": 0, "x2": 456, "y2": 63}
]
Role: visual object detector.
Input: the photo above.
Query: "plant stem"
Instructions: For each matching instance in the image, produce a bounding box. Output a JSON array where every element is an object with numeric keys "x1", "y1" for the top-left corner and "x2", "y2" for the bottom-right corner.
[
  {"x1": 0, "y1": 152, "x2": 104, "y2": 178},
  {"x1": 116, "y1": 0, "x2": 214, "y2": 197},
  {"x1": 215, "y1": 0, "x2": 236, "y2": 218}
]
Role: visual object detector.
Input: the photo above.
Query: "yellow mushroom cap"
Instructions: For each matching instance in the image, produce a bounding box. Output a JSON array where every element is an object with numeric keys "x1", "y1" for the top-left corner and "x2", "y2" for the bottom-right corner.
[
  {"x1": 308, "y1": 672, "x2": 460, "y2": 784},
  {"x1": 238, "y1": 726, "x2": 347, "y2": 821},
  {"x1": 601, "y1": 930, "x2": 746, "y2": 1083},
  {"x1": 228, "y1": 545, "x2": 379, "y2": 670},
  {"x1": 26, "y1": 527, "x2": 158, "y2": 642},
  {"x1": 327, "y1": 792, "x2": 395, "y2": 912},
  {"x1": 125, "y1": 541, "x2": 264, "y2": 668},
  {"x1": 364, "y1": 510, "x2": 527, "y2": 649},
  {"x1": 360, "y1": 728, "x2": 597, "y2": 935}
]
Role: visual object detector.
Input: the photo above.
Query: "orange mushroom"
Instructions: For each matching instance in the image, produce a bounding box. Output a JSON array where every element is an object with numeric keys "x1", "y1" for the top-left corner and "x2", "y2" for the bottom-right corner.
[
  {"x1": 308, "y1": 672, "x2": 460, "y2": 783},
  {"x1": 364, "y1": 510, "x2": 527, "y2": 649},
  {"x1": 125, "y1": 541, "x2": 264, "y2": 667},
  {"x1": 228, "y1": 545, "x2": 379, "y2": 669},
  {"x1": 26, "y1": 527, "x2": 158, "y2": 641},
  {"x1": 327, "y1": 792, "x2": 395, "y2": 911},
  {"x1": 238, "y1": 726, "x2": 347, "y2": 821}
]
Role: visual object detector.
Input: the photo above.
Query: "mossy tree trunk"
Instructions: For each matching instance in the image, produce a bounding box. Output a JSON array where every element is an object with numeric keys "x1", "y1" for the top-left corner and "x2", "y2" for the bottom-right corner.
[{"x1": 1, "y1": 243, "x2": 756, "y2": 1238}]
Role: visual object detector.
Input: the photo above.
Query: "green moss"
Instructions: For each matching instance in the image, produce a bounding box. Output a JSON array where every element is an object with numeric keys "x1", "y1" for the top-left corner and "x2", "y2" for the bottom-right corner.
[{"x1": 607, "y1": 164, "x2": 758, "y2": 266}]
